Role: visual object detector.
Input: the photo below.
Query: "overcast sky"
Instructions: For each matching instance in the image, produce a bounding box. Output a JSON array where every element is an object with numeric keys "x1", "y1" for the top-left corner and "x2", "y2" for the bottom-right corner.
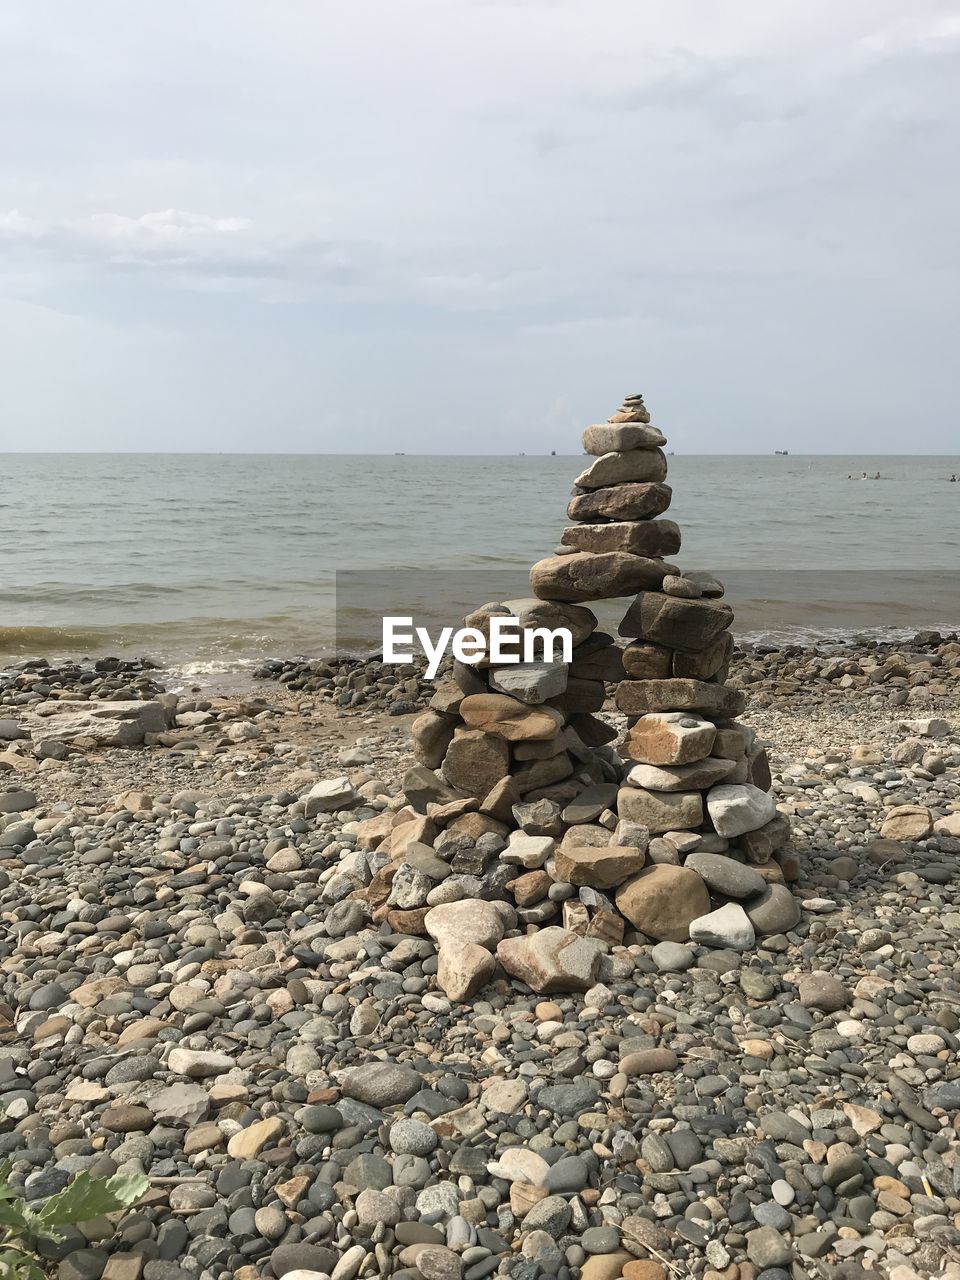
[{"x1": 1, "y1": 2, "x2": 958, "y2": 454}]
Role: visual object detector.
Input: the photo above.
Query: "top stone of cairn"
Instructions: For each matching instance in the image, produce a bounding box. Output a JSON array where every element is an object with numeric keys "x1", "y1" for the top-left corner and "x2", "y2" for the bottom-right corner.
[
  {"x1": 581, "y1": 388, "x2": 662, "y2": 452},
  {"x1": 608, "y1": 393, "x2": 650, "y2": 423}
]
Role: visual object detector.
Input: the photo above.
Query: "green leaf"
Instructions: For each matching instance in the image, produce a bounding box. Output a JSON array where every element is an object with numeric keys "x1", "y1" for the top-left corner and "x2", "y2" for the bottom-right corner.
[
  {"x1": 0, "y1": 1201, "x2": 49, "y2": 1241},
  {"x1": 0, "y1": 1167, "x2": 18, "y2": 1203},
  {"x1": 35, "y1": 1170, "x2": 149, "y2": 1228},
  {"x1": 0, "y1": 1244, "x2": 45, "y2": 1280}
]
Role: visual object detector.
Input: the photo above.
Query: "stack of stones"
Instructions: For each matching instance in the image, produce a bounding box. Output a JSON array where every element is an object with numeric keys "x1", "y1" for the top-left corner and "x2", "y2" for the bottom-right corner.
[{"x1": 370, "y1": 394, "x2": 796, "y2": 999}]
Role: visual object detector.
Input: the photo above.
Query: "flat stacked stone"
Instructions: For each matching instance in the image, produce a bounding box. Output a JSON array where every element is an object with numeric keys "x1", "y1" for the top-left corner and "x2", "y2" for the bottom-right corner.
[{"x1": 380, "y1": 394, "x2": 795, "y2": 998}]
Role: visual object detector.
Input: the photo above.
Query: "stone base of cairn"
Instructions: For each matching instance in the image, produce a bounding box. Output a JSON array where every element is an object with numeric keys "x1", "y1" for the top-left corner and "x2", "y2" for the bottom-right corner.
[{"x1": 356, "y1": 394, "x2": 797, "y2": 998}]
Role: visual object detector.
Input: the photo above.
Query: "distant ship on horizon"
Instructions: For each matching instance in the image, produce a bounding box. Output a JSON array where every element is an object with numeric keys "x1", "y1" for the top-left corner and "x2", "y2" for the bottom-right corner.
[{"x1": 775, "y1": 449, "x2": 789, "y2": 455}]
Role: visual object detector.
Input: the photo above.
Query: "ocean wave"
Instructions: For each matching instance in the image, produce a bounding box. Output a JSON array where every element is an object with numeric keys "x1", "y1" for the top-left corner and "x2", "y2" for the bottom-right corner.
[
  {"x1": 737, "y1": 623, "x2": 960, "y2": 648},
  {"x1": 0, "y1": 619, "x2": 333, "y2": 666},
  {"x1": 2, "y1": 578, "x2": 324, "y2": 605},
  {"x1": 0, "y1": 624, "x2": 158, "y2": 654},
  {"x1": 2, "y1": 582, "x2": 196, "y2": 605}
]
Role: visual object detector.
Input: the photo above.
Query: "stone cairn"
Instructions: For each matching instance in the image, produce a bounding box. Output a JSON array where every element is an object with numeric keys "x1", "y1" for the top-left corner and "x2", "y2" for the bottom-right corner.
[{"x1": 359, "y1": 393, "x2": 796, "y2": 999}]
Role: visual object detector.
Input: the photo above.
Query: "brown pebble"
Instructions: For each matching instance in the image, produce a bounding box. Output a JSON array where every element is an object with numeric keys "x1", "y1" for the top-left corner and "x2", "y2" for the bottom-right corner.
[
  {"x1": 307, "y1": 1087, "x2": 339, "y2": 1103},
  {"x1": 622, "y1": 1263, "x2": 667, "y2": 1280},
  {"x1": 876, "y1": 1190, "x2": 911, "y2": 1215},
  {"x1": 619, "y1": 1048, "x2": 679, "y2": 1075},
  {"x1": 580, "y1": 1253, "x2": 634, "y2": 1280},
  {"x1": 874, "y1": 1174, "x2": 910, "y2": 1197}
]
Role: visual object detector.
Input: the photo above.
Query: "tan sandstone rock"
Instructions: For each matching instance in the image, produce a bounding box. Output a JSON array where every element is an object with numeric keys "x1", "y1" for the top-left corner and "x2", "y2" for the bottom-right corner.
[
  {"x1": 624, "y1": 757, "x2": 734, "y2": 791},
  {"x1": 411, "y1": 711, "x2": 458, "y2": 768},
  {"x1": 437, "y1": 942, "x2": 497, "y2": 1001},
  {"x1": 424, "y1": 899, "x2": 514, "y2": 950},
  {"x1": 496, "y1": 927, "x2": 605, "y2": 993},
  {"x1": 934, "y1": 813, "x2": 960, "y2": 837},
  {"x1": 553, "y1": 845, "x2": 646, "y2": 889},
  {"x1": 621, "y1": 642, "x2": 673, "y2": 680},
  {"x1": 459, "y1": 694, "x2": 563, "y2": 741},
  {"x1": 615, "y1": 865, "x2": 711, "y2": 941},
  {"x1": 615, "y1": 679, "x2": 745, "y2": 718},
  {"x1": 623, "y1": 711, "x2": 717, "y2": 765},
  {"x1": 567, "y1": 482, "x2": 672, "y2": 523},
  {"x1": 880, "y1": 804, "x2": 933, "y2": 841},
  {"x1": 617, "y1": 785, "x2": 703, "y2": 834},
  {"x1": 531, "y1": 552, "x2": 670, "y2": 604},
  {"x1": 560, "y1": 520, "x2": 681, "y2": 558},
  {"x1": 440, "y1": 730, "x2": 510, "y2": 798},
  {"x1": 581, "y1": 423, "x2": 666, "y2": 453},
  {"x1": 574, "y1": 450, "x2": 668, "y2": 489}
]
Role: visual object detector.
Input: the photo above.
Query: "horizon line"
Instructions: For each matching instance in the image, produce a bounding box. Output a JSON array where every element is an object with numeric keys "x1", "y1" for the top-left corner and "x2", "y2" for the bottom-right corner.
[{"x1": 4, "y1": 450, "x2": 960, "y2": 459}]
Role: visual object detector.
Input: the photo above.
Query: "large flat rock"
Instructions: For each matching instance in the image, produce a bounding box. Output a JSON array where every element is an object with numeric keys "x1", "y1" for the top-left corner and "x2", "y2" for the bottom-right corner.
[
  {"x1": 581, "y1": 424, "x2": 666, "y2": 454},
  {"x1": 615, "y1": 865, "x2": 711, "y2": 942},
  {"x1": 459, "y1": 694, "x2": 563, "y2": 740},
  {"x1": 440, "y1": 730, "x2": 510, "y2": 798},
  {"x1": 684, "y1": 852, "x2": 767, "y2": 899},
  {"x1": 623, "y1": 711, "x2": 717, "y2": 764},
  {"x1": 619, "y1": 592, "x2": 734, "y2": 652},
  {"x1": 567, "y1": 482, "x2": 672, "y2": 523},
  {"x1": 560, "y1": 519, "x2": 681, "y2": 558},
  {"x1": 488, "y1": 662, "x2": 569, "y2": 704},
  {"x1": 574, "y1": 450, "x2": 667, "y2": 489},
  {"x1": 615, "y1": 679, "x2": 746, "y2": 717},
  {"x1": 531, "y1": 552, "x2": 671, "y2": 603},
  {"x1": 465, "y1": 597, "x2": 598, "y2": 648},
  {"x1": 553, "y1": 845, "x2": 646, "y2": 889},
  {"x1": 706, "y1": 784, "x2": 778, "y2": 838},
  {"x1": 624, "y1": 756, "x2": 735, "y2": 791},
  {"x1": 22, "y1": 699, "x2": 171, "y2": 747},
  {"x1": 496, "y1": 927, "x2": 605, "y2": 993},
  {"x1": 617, "y1": 784, "x2": 704, "y2": 833}
]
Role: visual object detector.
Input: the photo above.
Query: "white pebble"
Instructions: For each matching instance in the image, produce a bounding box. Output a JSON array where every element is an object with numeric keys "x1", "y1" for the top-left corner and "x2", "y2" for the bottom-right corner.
[{"x1": 772, "y1": 1179, "x2": 795, "y2": 1206}]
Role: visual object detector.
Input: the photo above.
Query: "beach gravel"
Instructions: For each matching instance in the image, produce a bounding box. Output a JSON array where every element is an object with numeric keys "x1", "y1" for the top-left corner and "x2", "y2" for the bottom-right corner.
[{"x1": 0, "y1": 638, "x2": 959, "y2": 1280}]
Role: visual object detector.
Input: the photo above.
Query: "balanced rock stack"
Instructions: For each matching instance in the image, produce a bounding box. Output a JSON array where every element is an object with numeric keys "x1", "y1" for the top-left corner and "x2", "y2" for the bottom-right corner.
[{"x1": 371, "y1": 393, "x2": 795, "y2": 999}]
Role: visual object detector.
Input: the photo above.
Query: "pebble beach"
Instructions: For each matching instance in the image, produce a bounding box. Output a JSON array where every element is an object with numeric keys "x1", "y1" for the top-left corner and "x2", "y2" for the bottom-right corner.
[
  {"x1": 1, "y1": 633, "x2": 958, "y2": 1280},
  {"x1": 6, "y1": 2, "x2": 960, "y2": 1278}
]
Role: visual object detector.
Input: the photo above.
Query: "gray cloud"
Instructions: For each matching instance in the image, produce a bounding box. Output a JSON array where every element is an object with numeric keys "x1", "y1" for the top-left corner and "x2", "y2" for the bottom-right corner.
[
  {"x1": 0, "y1": 209, "x2": 360, "y2": 301},
  {"x1": 0, "y1": 0, "x2": 957, "y2": 452}
]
